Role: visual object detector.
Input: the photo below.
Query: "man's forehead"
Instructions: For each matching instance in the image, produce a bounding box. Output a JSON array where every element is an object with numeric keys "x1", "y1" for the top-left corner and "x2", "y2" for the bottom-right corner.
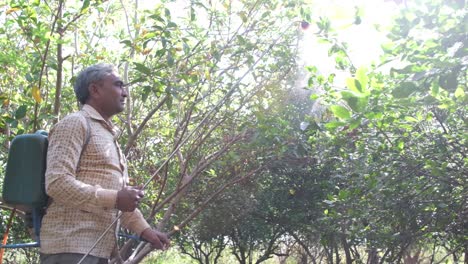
[{"x1": 103, "y1": 71, "x2": 122, "y2": 81}]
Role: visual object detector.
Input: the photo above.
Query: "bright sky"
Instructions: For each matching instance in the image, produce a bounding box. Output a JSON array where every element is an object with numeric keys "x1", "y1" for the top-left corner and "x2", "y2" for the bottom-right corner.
[
  {"x1": 300, "y1": 0, "x2": 399, "y2": 73},
  {"x1": 295, "y1": 0, "x2": 400, "y2": 119},
  {"x1": 137, "y1": 0, "x2": 399, "y2": 89}
]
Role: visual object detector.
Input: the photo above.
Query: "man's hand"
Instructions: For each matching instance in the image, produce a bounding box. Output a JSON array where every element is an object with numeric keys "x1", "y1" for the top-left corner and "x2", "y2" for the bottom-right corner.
[
  {"x1": 140, "y1": 228, "x2": 170, "y2": 250},
  {"x1": 116, "y1": 186, "x2": 144, "y2": 212}
]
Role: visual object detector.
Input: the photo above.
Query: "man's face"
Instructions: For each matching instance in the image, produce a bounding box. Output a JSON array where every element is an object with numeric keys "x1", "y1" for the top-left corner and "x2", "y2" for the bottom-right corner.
[{"x1": 95, "y1": 71, "x2": 128, "y2": 118}]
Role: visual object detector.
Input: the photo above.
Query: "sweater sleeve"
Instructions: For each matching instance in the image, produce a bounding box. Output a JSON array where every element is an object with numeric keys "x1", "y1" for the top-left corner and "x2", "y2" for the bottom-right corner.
[{"x1": 121, "y1": 209, "x2": 151, "y2": 236}]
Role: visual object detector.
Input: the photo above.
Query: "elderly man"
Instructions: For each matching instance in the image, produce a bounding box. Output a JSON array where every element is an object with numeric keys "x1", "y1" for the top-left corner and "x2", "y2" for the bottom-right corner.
[{"x1": 40, "y1": 63, "x2": 169, "y2": 264}]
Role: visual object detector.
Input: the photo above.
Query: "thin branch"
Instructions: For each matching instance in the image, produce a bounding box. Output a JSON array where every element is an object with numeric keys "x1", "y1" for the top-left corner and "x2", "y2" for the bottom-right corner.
[
  {"x1": 124, "y1": 95, "x2": 168, "y2": 155},
  {"x1": 34, "y1": 0, "x2": 63, "y2": 131},
  {"x1": 169, "y1": 166, "x2": 262, "y2": 237}
]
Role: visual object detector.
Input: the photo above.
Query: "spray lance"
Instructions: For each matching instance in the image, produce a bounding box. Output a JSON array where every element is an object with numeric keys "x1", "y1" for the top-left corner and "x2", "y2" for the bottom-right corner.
[{"x1": 77, "y1": 21, "x2": 301, "y2": 264}]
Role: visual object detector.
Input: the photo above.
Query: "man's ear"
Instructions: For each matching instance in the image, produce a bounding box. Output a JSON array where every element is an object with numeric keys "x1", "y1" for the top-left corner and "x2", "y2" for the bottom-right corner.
[{"x1": 88, "y1": 82, "x2": 100, "y2": 99}]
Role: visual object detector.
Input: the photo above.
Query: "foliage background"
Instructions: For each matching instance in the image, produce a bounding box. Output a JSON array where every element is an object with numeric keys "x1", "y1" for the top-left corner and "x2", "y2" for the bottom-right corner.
[{"x1": 0, "y1": 0, "x2": 466, "y2": 263}]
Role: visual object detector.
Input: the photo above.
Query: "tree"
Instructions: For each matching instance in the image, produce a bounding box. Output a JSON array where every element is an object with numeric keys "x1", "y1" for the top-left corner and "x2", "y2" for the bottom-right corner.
[
  {"x1": 0, "y1": 0, "x2": 307, "y2": 263},
  {"x1": 304, "y1": 0, "x2": 466, "y2": 262}
]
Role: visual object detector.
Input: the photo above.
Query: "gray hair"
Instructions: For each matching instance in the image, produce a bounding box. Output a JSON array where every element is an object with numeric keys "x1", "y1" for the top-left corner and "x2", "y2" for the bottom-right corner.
[{"x1": 74, "y1": 63, "x2": 116, "y2": 104}]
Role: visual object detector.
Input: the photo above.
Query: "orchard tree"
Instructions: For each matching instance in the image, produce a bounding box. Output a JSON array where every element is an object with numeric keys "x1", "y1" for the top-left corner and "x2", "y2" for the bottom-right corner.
[
  {"x1": 304, "y1": 0, "x2": 466, "y2": 263},
  {"x1": 0, "y1": 0, "x2": 310, "y2": 263}
]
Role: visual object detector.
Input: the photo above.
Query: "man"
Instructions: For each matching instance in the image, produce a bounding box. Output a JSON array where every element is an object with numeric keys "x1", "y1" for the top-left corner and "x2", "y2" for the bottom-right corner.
[{"x1": 40, "y1": 63, "x2": 170, "y2": 264}]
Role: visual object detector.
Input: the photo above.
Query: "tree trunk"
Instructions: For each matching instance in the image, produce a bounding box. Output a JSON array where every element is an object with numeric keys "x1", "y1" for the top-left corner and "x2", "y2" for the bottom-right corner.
[
  {"x1": 366, "y1": 248, "x2": 378, "y2": 264},
  {"x1": 54, "y1": 39, "x2": 63, "y2": 122},
  {"x1": 336, "y1": 245, "x2": 341, "y2": 264},
  {"x1": 341, "y1": 229, "x2": 352, "y2": 264},
  {"x1": 464, "y1": 243, "x2": 467, "y2": 264},
  {"x1": 53, "y1": 0, "x2": 64, "y2": 123},
  {"x1": 299, "y1": 249, "x2": 308, "y2": 264}
]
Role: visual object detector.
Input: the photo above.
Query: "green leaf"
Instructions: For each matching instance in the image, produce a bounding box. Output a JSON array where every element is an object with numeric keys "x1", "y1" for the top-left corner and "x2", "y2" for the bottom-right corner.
[
  {"x1": 239, "y1": 11, "x2": 248, "y2": 23},
  {"x1": 167, "y1": 22, "x2": 177, "y2": 29},
  {"x1": 167, "y1": 53, "x2": 174, "y2": 66},
  {"x1": 15, "y1": 105, "x2": 27, "y2": 119},
  {"x1": 341, "y1": 91, "x2": 368, "y2": 113},
  {"x1": 391, "y1": 65, "x2": 415, "y2": 75},
  {"x1": 438, "y1": 71, "x2": 458, "y2": 91},
  {"x1": 338, "y1": 190, "x2": 349, "y2": 200},
  {"x1": 190, "y1": 7, "x2": 196, "y2": 21},
  {"x1": 120, "y1": 40, "x2": 132, "y2": 47},
  {"x1": 381, "y1": 42, "x2": 395, "y2": 53},
  {"x1": 25, "y1": 73, "x2": 34, "y2": 82},
  {"x1": 164, "y1": 8, "x2": 171, "y2": 18},
  {"x1": 166, "y1": 94, "x2": 173, "y2": 109},
  {"x1": 10, "y1": 120, "x2": 18, "y2": 128},
  {"x1": 149, "y1": 14, "x2": 165, "y2": 22},
  {"x1": 397, "y1": 140, "x2": 405, "y2": 150},
  {"x1": 142, "y1": 32, "x2": 156, "y2": 39},
  {"x1": 141, "y1": 86, "x2": 152, "y2": 102},
  {"x1": 325, "y1": 121, "x2": 345, "y2": 130},
  {"x1": 183, "y1": 42, "x2": 190, "y2": 54},
  {"x1": 356, "y1": 66, "x2": 368, "y2": 92},
  {"x1": 133, "y1": 62, "x2": 152, "y2": 75},
  {"x1": 346, "y1": 77, "x2": 363, "y2": 94},
  {"x1": 80, "y1": 0, "x2": 90, "y2": 14},
  {"x1": 349, "y1": 118, "x2": 361, "y2": 129},
  {"x1": 261, "y1": 11, "x2": 271, "y2": 19},
  {"x1": 454, "y1": 87, "x2": 465, "y2": 98},
  {"x1": 404, "y1": 116, "x2": 418, "y2": 122},
  {"x1": 330, "y1": 105, "x2": 351, "y2": 120},
  {"x1": 430, "y1": 81, "x2": 440, "y2": 96},
  {"x1": 237, "y1": 35, "x2": 246, "y2": 45},
  {"x1": 392, "y1": 82, "x2": 418, "y2": 98}
]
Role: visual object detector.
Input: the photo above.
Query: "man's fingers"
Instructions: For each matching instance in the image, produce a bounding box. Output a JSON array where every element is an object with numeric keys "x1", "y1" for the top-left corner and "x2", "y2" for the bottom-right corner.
[
  {"x1": 161, "y1": 234, "x2": 170, "y2": 244},
  {"x1": 151, "y1": 236, "x2": 163, "y2": 249},
  {"x1": 140, "y1": 229, "x2": 171, "y2": 250},
  {"x1": 158, "y1": 233, "x2": 170, "y2": 249},
  {"x1": 130, "y1": 187, "x2": 144, "y2": 199},
  {"x1": 116, "y1": 187, "x2": 142, "y2": 211}
]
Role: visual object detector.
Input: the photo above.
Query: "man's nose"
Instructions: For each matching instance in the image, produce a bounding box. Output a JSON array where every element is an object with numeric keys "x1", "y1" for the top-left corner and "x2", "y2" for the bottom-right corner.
[{"x1": 122, "y1": 87, "x2": 129, "y2": 97}]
